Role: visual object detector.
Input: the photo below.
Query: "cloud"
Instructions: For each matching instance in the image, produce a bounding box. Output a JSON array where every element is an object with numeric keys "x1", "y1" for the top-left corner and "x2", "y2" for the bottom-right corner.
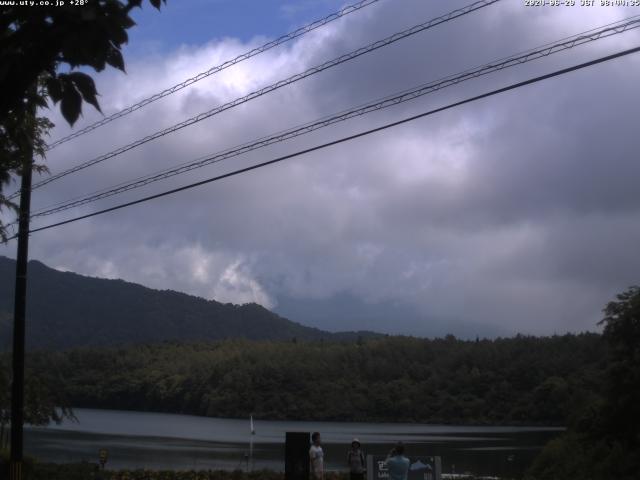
[{"x1": 2, "y1": 0, "x2": 640, "y2": 336}]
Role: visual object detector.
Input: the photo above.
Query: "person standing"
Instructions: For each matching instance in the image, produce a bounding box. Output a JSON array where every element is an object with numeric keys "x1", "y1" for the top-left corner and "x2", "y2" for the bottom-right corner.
[
  {"x1": 309, "y1": 432, "x2": 324, "y2": 480},
  {"x1": 347, "y1": 438, "x2": 366, "y2": 480},
  {"x1": 385, "y1": 442, "x2": 410, "y2": 480}
]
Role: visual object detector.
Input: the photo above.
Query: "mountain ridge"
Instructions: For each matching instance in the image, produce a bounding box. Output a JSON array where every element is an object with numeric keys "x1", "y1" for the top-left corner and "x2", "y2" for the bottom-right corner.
[{"x1": 0, "y1": 256, "x2": 380, "y2": 350}]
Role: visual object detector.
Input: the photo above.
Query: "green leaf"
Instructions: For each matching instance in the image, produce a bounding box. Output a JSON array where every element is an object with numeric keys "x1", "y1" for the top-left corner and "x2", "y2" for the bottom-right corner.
[
  {"x1": 60, "y1": 84, "x2": 82, "y2": 126},
  {"x1": 67, "y1": 72, "x2": 102, "y2": 113},
  {"x1": 122, "y1": 15, "x2": 136, "y2": 29},
  {"x1": 105, "y1": 47, "x2": 125, "y2": 72},
  {"x1": 149, "y1": 0, "x2": 162, "y2": 10},
  {"x1": 45, "y1": 77, "x2": 63, "y2": 104},
  {"x1": 109, "y1": 24, "x2": 129, "y2": 46},
  {"x1": 34, "y1": 95, "x2": 48, "y2": 109}
]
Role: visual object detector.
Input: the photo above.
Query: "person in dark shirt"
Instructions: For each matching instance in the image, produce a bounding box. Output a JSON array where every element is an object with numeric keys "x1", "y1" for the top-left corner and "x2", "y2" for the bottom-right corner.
[{"x1": 347, "y1": 438, "x2": 366, "y2": 480}]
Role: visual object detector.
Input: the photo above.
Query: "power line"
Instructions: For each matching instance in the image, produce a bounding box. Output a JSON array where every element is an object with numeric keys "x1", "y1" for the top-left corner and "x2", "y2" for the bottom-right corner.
[
  {"x1": 44, "y1": 0, "x2": 383, "y2": 151},
  {"x1": 28, "y1": 16, "x2": 640, "y2": 219},
  {"x1": 10, "y1": 0, "x2": 500, "y2": 199},
  {"x1": 32, "y1": 15, "x2": 640, "y2": 215},
  {"x1": 19, "y1": 45, "x2": 640, "y2": 239}
]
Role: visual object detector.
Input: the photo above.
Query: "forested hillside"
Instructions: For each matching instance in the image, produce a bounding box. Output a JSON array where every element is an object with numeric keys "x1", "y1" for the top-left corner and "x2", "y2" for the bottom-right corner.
[
  {"x1": 525, "y1": 286, "x2": 640, "y2": 480},
  {"x1": 0, "y1": 256, "x2": 374, "y2": 349},
  {"x1": 23, "y1": 333, "x2": 606, "y2": 425}
]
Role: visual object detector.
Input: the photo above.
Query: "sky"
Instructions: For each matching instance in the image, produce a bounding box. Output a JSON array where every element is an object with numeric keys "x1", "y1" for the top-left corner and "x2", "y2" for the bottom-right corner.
[{"x1": 2, "y1": 0, "x2": 640, "y2": 337}]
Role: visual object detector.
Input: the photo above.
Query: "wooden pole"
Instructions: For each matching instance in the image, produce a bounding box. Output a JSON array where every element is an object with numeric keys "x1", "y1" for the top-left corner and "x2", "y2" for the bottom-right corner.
[{"x1": 10, "y1": 121, "x2": 34, "y2": 480}]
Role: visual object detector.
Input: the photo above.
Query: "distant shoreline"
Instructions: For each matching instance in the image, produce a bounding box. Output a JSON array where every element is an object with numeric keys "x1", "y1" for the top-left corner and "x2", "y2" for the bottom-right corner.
[{"x1": 40, "y1": 406, "x2": 570, "y2": 429}]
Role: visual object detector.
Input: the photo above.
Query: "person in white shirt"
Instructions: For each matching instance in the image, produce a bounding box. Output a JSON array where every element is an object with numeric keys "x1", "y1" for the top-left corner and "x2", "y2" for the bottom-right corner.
[{"x1": 309, "y1": 431, "x2": 324, "y2": 480}]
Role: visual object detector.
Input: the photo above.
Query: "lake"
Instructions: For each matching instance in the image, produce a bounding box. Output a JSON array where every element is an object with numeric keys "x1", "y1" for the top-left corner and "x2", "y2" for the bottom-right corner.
[{"x1": 25, "y1": 408, "x2": 563, "y2": 477}]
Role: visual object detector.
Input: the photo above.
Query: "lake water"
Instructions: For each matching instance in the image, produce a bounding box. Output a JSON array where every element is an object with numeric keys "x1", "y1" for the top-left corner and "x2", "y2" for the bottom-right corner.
[{"x1": 25, "y1": 408, "x2": 563, "y2": 477}]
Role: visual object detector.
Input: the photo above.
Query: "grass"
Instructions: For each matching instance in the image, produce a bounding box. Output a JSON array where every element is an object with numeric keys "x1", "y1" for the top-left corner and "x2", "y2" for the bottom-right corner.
[{"x1": 0, "y1": 460, "x2": 355, "y2": 480}]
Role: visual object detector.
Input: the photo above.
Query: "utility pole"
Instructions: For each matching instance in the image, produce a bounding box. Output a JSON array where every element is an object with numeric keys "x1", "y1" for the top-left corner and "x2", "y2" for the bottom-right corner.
[{"x1": 10, "y1": 115, "x2": 34, "y2": 480}]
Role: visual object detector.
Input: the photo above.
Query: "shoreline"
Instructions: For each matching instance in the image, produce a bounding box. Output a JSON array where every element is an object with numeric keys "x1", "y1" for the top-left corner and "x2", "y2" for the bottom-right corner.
[{"x1": 47, "y1": 406, "x2": 569, "y2": 430}]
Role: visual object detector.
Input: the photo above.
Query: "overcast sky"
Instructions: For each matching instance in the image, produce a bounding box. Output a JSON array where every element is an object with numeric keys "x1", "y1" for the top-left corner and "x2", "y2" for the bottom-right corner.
[{"x1": 2, "y1": 0, "x2": 640, "y2": 337}]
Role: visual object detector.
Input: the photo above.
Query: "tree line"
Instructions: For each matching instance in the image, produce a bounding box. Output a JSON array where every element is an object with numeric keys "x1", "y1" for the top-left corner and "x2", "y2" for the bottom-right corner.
[
  {"x1": 525, "y1": 286, "x2": 639, "y2": 480},
  {"x1": 8, "y1": 332, "x2": 607, "y2": 426}
]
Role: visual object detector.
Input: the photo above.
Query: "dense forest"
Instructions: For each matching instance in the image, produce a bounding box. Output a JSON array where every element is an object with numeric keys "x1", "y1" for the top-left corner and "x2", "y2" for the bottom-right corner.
[
  {"x1": 525, "y1": 286, "x2": 640, "y2": 480},
  {"x1": 15, "y1": 333, "x2": 607, "y2": 425}
]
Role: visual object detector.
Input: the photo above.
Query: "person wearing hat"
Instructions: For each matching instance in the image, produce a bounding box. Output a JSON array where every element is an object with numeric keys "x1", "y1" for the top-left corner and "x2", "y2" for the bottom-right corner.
[{"x1": 347, "y1": 438, "x2": 366, "y2": 480}]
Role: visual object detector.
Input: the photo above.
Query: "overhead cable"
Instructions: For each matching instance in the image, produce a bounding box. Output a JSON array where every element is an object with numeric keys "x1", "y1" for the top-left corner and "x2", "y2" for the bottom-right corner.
[
  {"x1": 18, "y1": 45, "x2": 640, "y2": 238},
  {"x1": 44, "y1": 0, "x2": 383, "y2": 150},
  {"x1": 29, "y1": 16, "x2": 640, "y2": 218},
  {"x1": 10, "y1": 0, "x2": 499, "y2": 199}
]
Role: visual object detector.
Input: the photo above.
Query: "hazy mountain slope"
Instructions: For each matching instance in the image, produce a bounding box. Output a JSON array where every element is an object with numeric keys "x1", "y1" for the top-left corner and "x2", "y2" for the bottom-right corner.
[
  {"x1": 275, "y1": 292, "x2": 510, "y2": 339},
  {"x1": 0, "y1": 256, "x2": 343, "y2": 350}
]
